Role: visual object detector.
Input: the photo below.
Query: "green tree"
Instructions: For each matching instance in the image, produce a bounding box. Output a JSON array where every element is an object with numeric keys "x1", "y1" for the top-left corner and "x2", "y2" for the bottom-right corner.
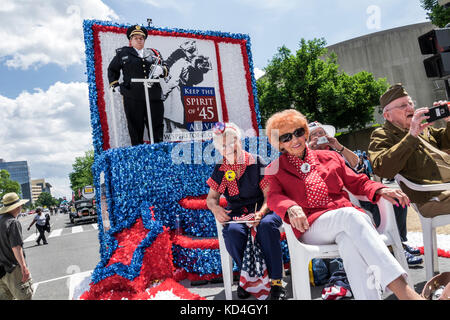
[
  {"x1": 35, "y1": 192, "x2": 57, "y2": 208},
  {"x1": 0, "y1": 169, "x2": 21, "y2": 199},
  {"x1": 257, "y1": 38, "x2": 389, "y2": 131},
  {"x1": 69, "y1": 150, "x2": 94, "y2": 200},
  {"x1": 421, "y1": 0, "x2": 450, "y2": 28}
]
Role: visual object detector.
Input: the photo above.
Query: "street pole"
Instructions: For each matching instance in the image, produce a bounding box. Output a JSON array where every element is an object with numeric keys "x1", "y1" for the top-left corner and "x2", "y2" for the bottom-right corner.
[
  {"x1": 131, "y1": 78, "x2": 160, "y2": 144},
  {"x1": 444, "y1": 78, "x2": 450, "y2": 100},
  {"x1": 107, "y1": 87, "x2": 120, "y2": 148}
]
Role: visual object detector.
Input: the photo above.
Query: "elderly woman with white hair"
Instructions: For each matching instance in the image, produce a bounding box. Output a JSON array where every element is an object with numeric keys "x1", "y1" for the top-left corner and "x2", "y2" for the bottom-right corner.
[{"x1": 206, "y1": 122, "x2": 286, "y2": 300}]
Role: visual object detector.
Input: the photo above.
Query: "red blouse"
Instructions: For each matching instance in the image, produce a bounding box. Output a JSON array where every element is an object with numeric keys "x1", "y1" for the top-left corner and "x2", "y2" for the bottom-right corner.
[{"x1": 265, "y1": 149, "x2": 385, "y2": 238}]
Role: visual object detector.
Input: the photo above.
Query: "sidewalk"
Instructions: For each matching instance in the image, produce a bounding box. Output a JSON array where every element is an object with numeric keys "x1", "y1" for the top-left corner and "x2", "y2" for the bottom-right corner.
[
  {"x1": 73, "y1": 179, "x2": 450, "y2": 300},
  {"x1": 181, "y1": 233, "x2": 450, "y2": 300},
  {"x1": 184, "y1": 178, "x2": 450, "y2": 300},
  {"x1": 72, "y1": 230, "x2": 450, "y2": 300}
]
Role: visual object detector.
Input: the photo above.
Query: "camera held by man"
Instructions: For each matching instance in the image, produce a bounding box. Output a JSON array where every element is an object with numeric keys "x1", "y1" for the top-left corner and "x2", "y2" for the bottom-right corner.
[{"x1": 425, "y1": 102, "x2": 450, "y2": 123}]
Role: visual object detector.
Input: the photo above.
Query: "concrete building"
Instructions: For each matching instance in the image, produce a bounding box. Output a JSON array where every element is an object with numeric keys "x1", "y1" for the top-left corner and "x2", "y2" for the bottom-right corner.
[
  {"x1": 0, "y1": 159, "x2": 32, "y2": 202},
  {"x1": 31, "y1": 178, "x2": 52, "y2": 203},
  {"x1": 326, "y1": 22, "x2": 448, "y2": 150}
]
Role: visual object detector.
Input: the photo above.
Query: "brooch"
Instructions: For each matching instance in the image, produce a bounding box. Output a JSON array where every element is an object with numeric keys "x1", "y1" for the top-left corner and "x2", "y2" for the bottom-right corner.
[
  {"x1": 225, "y1": 170, "x2": 236, "y2": 181},
  {"x1": 301, "y1": 163, "x2": 311, "y2": 174}
]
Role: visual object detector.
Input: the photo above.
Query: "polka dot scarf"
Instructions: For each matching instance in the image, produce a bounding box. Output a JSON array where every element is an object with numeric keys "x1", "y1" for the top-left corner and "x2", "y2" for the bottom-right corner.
[
  {"x1": 287, "y1": 147, "x2": 331, "y2": 208},
  {"x1": 218, "y1": 151, "x2": 255, "y2": 196}
]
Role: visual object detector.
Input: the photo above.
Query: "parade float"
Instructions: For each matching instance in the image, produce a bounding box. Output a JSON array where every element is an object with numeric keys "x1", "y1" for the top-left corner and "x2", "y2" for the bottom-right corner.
[{"x1": 78, "y1": 20, "x2": 289, "y2": 300}]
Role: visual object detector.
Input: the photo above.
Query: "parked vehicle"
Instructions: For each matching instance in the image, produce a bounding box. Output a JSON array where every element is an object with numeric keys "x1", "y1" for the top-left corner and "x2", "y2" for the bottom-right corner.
[{"x1": 70, "y1": 199, "x2": 97, "y2": 224}]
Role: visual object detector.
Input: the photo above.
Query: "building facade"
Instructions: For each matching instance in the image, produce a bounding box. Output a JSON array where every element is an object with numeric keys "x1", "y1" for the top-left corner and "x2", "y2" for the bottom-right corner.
[
  {"x1": 327, "y1": 22, "x2": 447, "y2": 115},
  {"x1": 31, "y1": 178, "x2": 52, "y2": 203},
  {"x1": 0, "y1": 159, "x2": 32, "y2": 202},
  {"x1": 327, "y1": 22, "x2": 448, "y2": 151}
]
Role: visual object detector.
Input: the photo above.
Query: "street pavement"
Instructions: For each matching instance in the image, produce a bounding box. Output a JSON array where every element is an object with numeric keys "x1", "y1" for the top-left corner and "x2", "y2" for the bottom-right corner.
[
  {"x1": 18, "y1": 210, "x2": 100, "y2": 300},
  {"x1": 180, "y1": 256, "x2": 450, "y2": 300},
  {"x1": 18, "y1": 199, "x2": 450, "y2": 300},
  {"x1": 182, "y1": 179, "x2": 450, "y2": 300}
]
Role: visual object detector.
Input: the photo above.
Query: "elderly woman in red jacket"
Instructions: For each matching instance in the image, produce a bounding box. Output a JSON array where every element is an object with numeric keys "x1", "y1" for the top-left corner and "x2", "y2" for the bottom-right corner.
[{"x1": 264, "y1": 109, "x2": 423, "y2": 300}]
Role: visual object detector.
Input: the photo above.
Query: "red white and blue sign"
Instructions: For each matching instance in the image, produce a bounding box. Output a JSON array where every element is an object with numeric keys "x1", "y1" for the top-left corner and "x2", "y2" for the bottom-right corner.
[{"x1": 182, "y1": 86, "x2": 219, "y2": 131}]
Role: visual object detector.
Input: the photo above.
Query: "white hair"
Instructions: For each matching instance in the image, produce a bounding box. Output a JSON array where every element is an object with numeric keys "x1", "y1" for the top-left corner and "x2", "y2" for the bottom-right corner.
[{"x1": 212, "y1": 122, "x2": 242, "y2": 150}]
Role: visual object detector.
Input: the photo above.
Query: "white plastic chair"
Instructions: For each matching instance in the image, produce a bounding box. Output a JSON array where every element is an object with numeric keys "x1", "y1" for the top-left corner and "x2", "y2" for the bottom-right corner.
[
  {"x1": 394, "y1": 174, "x2": 450, "y2": 280},
  {"x1": 215, "y1": 220, "x2": 234, "y2": 300},
  {"x1": 283, "y1": 190, "x2": 412, "y2": 300},
  {"x1": 215, "y1": 219, "x2": 284, "y2": 300}
]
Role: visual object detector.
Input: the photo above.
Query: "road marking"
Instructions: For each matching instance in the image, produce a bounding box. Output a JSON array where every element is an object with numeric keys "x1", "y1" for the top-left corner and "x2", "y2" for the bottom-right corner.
[
  {"x1": 49, "y1": 228, "x2": 63, "y2": 238},
  {"x1": 69, "y1": 270, "x2": 93, "y2": 300},
  {"x1": 31, "y1": 270, "x2": 93, "y2": 300},
  {"x1": 32, "y1": 270, "x2": 93, "y2": 288},
  {"x1": 72, "y1": 226, "x2": 83, "y2": 234},
  {"x1": 24, "y1": 234, "x2": 38, "y2": 243},
  {"x1": 24, "y1": 223, "x2": 98, "y2": 242}
]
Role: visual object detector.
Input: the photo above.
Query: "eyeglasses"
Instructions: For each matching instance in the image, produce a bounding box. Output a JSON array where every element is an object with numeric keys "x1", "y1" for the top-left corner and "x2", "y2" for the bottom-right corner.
[
  {"x1": 279, "y1": 127, "x2": 306, "y2": 143},
  {"x1": 384, "y1": 100, "x2": 415, "y2": 112}
]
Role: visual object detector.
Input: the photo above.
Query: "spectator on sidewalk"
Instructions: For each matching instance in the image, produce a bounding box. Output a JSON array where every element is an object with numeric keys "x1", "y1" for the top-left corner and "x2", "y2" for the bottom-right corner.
[
  {"x1": 0, "y1": 192, "x2": 34, "y2": 300},
  {"x1": 307, "y1": 121, "x2": 359, "y2": 169},
  {"x1": 362, "y1": 152, "x2": 373, "y2": 179},
  {"x1": 27, "y1": 208, "x2": 48, "y2": 245}
]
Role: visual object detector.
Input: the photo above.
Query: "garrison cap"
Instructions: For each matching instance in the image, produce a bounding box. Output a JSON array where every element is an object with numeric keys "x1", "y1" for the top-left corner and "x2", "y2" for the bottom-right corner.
[{"x1": 380, "y1": 83, "x2": 409, "y2": 109}]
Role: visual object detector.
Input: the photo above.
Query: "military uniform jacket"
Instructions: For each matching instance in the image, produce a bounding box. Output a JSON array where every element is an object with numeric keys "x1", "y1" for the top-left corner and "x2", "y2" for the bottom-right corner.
[
  {"x1": 368, "y1": 120, "x2": 450, "y2": 204},
  {"x1": 107, "y1": 46, "x2": 169, "y2": 101}
]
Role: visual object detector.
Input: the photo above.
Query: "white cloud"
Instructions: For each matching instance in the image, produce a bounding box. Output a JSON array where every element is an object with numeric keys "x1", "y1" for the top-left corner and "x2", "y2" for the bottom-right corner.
[
  {"x1": 0, "y1": 0, "x2": 117, "y2": 70},
  {"x1": 0, "y1": 81, "x2": 92, "y2": 198},
  {"x1": 254, "y1": 67, "x2": 265, "y2": 80}
]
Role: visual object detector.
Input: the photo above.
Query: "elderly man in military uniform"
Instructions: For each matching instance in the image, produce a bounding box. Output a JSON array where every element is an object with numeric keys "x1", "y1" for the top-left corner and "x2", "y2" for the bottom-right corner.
[
  {"x1": 108, "y1": 25, "x2": 169, "y2": 145},
  {"x1": 369, "y1": 84, "x2": 450, "y2": 218}
]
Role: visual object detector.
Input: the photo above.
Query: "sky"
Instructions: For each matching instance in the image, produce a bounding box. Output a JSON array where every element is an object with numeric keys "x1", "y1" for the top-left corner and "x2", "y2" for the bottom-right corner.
[{"x1": 0, "y1": 0, "x2": 429, "y2": 199}]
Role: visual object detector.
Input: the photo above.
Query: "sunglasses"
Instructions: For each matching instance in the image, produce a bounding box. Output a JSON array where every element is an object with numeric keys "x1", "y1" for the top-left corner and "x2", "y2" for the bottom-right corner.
[{"x1": 279, "y1": 127, "x2": 306, "y2": 143}]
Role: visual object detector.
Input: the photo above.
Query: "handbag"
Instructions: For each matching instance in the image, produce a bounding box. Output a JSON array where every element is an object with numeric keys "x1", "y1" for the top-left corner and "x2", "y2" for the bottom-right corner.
[{"x1": 45, "y1": 214, "x2": 51, "y2": 233}]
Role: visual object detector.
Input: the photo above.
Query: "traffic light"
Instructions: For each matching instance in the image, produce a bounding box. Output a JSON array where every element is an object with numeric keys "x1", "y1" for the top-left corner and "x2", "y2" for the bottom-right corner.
[{"x1": 418, "y1": 27, "x2": 450, "y2": 78}]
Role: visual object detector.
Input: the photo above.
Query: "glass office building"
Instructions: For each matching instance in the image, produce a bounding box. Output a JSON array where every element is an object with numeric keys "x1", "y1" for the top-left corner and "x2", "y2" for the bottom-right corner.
[{"x1": 0, "y1": 159, "x2": 32, "y2": 202}]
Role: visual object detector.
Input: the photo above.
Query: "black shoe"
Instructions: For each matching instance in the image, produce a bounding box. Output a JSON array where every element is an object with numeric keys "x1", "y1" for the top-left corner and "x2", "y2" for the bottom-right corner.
[
  {"x1": 237, "y1": 286, "x2": 251, "y2": 299},
  {"x1": 209, "y1": 277, "x2": 223, "y2": 284},
  {"x1": 43, "y1": 242, "x2": 48, "y2": 245},
  {"x1": 405, "y1": 250, "x2": 423, "y2": 266},
  {"x1": 403, "y1": 243, "x2": 420, "y2": 256},
  {"x1": 267, "y1": 285, "x2": 287, "y2": 300},
  {"x1": 190, "y1": 280, "x2": 208, "y2": 286},
  {"x1": 36, "y1": 241, "x2": 40, "y2": 246}
]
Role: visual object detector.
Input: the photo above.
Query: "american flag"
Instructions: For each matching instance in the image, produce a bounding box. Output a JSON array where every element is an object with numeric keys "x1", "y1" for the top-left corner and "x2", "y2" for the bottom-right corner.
[
  {"x1": 239, "y1": 226, "x2": 270, "y2": 300},
  {"x1": 232, "y1": 213, "x2": 255, "y2": 222}
]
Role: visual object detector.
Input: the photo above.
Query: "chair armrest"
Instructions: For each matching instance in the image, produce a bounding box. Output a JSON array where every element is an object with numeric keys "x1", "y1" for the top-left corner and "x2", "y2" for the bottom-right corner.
[
  {"x1": 345, "y1": 188, "x2": 397, "y2": 235},
  {"x1": 374, "y1": 197, "x2": 397, "y2": 234},
  {"x1": 395, "y1": 174, "x2": 450, "y2": 192},
  {"x1": 343, "y1": 187, "x2": 368, "y2": 207}
]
